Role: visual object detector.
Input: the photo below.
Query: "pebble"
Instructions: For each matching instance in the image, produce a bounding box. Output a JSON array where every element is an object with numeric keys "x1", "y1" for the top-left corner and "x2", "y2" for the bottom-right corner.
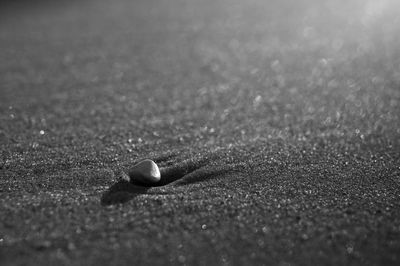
[{"x1": 128, "y1": 159, "x2": 161, "y2": 184}]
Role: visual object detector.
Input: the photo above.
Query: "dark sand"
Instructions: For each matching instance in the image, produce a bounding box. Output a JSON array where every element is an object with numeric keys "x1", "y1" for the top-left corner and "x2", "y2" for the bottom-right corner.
[{"x1": 1, "y1": 0, "x2": 400, "y2": 265}]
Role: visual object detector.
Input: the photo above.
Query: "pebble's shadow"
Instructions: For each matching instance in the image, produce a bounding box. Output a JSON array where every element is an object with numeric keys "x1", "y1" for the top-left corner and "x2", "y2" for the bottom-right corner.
[
  {"x1": 101, "y1": 152, "x2": 246, "y2": 206},
  {"x1": 101, "y1": 158, "x2": 206, "y2": 205},
  {"x1": 100, "y1": 180, "x2": 150, "y2": 205}
]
